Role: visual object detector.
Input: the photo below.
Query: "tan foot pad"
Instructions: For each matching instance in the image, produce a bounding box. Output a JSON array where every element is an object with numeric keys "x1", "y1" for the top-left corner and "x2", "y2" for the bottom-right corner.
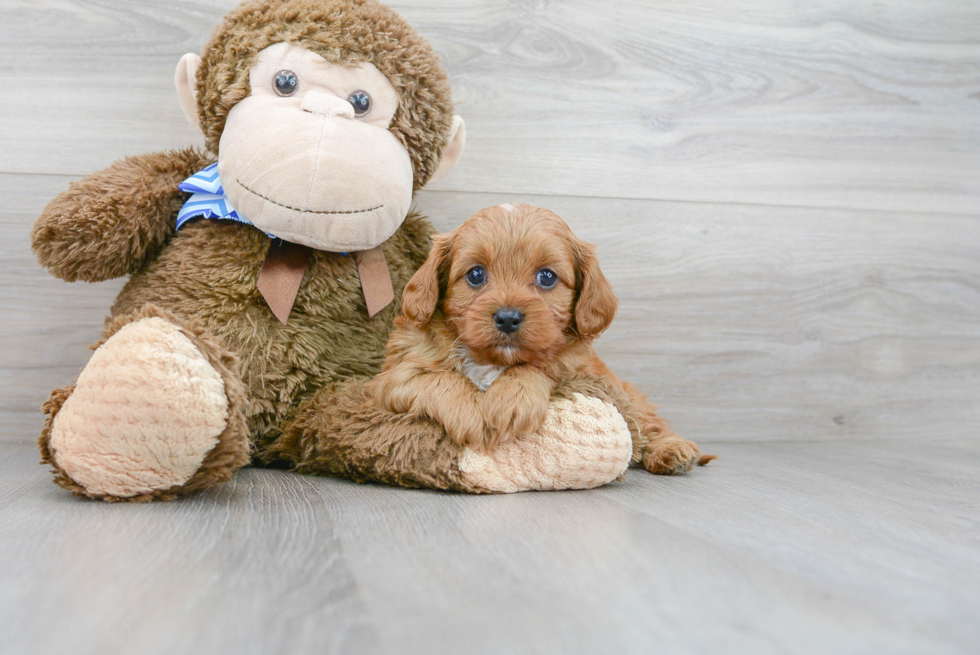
[
  {"x1": 458, "y1": 393, "x2": 633, "y2": 493},
  {"x1": 50, "y1": 317, "x2": 229, "y2": 498}
]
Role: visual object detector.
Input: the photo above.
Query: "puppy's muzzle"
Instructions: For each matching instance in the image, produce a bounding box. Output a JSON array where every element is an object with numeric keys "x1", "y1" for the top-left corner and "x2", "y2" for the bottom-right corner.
[{"x1": 494, "y1": 307, "x2": 524, "y2": 334}]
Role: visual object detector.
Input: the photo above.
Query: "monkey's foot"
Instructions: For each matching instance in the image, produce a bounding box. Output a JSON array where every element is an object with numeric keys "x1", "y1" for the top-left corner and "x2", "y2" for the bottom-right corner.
[
  {"x1": 641, "y1": 437, "x2": 702, "y2": 475},
  {"x1": 457, "y1": 393, "x2": 633, "y2": 493},
  {"x1": 39, "y1": 309, "x2": 250, "y2": 501}
]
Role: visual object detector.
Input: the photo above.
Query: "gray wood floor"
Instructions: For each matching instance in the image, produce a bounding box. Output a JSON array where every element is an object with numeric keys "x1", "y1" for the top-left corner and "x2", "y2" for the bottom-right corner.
[
  {"x1": 1, "y1": 0, "x2": 978, "y2": 653},
  {"x1": 2, "y1": 438, "x2": 978, "y2": 655}
]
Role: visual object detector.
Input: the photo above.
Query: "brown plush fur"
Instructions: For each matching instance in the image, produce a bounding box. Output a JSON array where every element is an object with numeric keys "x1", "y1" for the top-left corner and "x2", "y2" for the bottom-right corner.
[
  {"x1": 32, "y1": 148, "x2": 212, "y2": 282},
  {"x1": 197, "y1": 0, "x2": 454, "y2": 190},
  {"x1": 109, "y1": 202, "x2": 434, "y2": 460},
  {"x1": 33, "y1": 141, "x2": 435, "y2": 461},
  {"x1": 372, "y1": 205, "x2": 712, "y2": 474},
  {"x1": 31, "y1": 0, "x2": 452, "y2": 499},
  {"x1": 35, "y1": 155, "x2": 435, "y2": 493},
  {"x1": 38, "y1": 305, "x2": 251, "y2": 501}
]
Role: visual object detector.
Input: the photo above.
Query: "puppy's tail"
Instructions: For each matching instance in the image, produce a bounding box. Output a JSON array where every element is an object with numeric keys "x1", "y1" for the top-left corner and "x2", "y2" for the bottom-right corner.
[{"x1": 697, "y1": 454, "x2": 718, "y2": 466}]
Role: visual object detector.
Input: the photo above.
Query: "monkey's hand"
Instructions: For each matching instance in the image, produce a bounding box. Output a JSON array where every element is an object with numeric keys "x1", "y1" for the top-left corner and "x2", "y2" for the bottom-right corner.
[
  {"x1": 31, "y1": 147, "x2": 212, "y2": 282},
  {"x1": 482, "y1": 365, "x2": 553, "y2": 447},
  {"x1": 456, "y1": 376, "x2": 635, "y2": 493}
]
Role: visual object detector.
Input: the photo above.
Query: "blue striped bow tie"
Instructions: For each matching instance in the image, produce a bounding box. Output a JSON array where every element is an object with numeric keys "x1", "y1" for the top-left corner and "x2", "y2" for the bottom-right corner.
[
  {"x1": 173, "y1": 163, "x2": 388, "y2": 325},
  {"x1": 176, "y1": 163, "x2": 256, "y2": 231}
]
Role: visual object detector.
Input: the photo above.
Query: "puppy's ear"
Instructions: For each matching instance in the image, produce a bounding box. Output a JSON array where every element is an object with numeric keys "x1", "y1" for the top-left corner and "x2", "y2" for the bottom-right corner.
[
  {"x1": 401, "y1": 234, "x2": 451, "y2": 325},
  {"x1": 573, "y1": 239, "x2": 618, "y2": 338}
]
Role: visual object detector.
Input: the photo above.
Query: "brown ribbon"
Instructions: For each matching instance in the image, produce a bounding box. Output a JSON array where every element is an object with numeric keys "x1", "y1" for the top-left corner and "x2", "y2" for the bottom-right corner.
[
  {"x1": 256, "y1": 240, "x2": 312, "y2": 325},
  {"x1": 256, "y1": 241, "x2": 394, "y2": 324},
  {"x1": 355, "y1": 246, "x2": 395, "y2": 318}
]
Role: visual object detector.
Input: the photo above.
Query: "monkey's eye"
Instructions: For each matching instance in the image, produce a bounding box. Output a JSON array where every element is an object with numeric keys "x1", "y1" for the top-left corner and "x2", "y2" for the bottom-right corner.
[
  {"x1": 465, "y1": 267, "x2": 487, "y2": 287},
  {"x1": 536, "y1": 268, "x2": 558, "y2": 289},
  {"x1": 273, "y1": 70, "x2": 299, "y2": 97},
  {"x1": 347, "y1": 90, "x2": 372, "y2": 116}
]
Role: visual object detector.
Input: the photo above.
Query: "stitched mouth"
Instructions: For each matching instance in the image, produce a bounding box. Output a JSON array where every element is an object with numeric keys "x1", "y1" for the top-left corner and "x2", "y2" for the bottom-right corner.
[{"x1": 236, "y1": 179, "x2": 383, "y2": 215}]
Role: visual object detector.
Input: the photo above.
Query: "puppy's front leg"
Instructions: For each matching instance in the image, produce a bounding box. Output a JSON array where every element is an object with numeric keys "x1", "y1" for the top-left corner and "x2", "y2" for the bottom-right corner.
[
  {"x1": 482, "y1": 365, "x2": 554, "y2": 446},
  {"x1": 374, "y1": 367, "x2": 489, "y2": 450}
]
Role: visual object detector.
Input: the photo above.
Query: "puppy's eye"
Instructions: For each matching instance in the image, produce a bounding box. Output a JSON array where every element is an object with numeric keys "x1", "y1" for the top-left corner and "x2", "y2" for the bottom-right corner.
[
  {"x1": 347, "y1": 90, "x2": 372, "y2": 116},
  {"x1": 465, "y1": 267, "x2": 487, "y2": 287},
  {"x1": 274, "y1": 70, "x2": 299, "y2": 97},
  {"x1": 536, "y1": 268, "x2": 558, "y2": 289}
]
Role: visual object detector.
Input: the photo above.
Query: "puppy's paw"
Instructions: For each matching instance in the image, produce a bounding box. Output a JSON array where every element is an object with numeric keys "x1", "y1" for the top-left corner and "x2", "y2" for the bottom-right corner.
[
  {"x1": 444, "y1": 411, "x2": 491, "y2": 452},
  {"x1": 483, "y1": 381, "x2": 549, "y2": 446},
  {"x1": 641, "y1": 438, "x2": 702, "y2": 475}
]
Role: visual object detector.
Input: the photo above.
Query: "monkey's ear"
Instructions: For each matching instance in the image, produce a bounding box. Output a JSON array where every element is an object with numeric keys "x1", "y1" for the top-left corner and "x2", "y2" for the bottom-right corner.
[
  {"x1": 573, "y1": 240, "x2": 618, "y2": 338},
  {"x1": 425, "y1": 116, "x2": 466, "y2": 186},
  {"x1": 401, "y1": 235, "x2": 451, "y2": 326},
  {"x1": 175, "y1": 53, "x2": 203, "y2": 133}
]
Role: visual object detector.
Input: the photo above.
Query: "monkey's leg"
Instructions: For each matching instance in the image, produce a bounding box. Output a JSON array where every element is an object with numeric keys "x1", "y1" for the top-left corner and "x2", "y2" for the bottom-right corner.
[
  {"x1": 39, "y1": 305, "x2": 250, "y2": 502},
  {"x1": 272, "y1": 376, "x2": 636, "y2": 493}
]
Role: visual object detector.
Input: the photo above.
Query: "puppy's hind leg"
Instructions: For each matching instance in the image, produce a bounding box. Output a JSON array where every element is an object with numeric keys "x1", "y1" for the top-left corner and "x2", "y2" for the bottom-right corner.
[{"x1": 619, "y1": 380, "x2": 714, "y2": 475}]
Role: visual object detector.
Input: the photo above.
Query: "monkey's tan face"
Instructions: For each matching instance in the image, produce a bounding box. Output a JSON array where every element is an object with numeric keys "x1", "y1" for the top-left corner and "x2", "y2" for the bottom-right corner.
[{"x1": 218, "y1": 42, "x2": 414, "y2": 252}]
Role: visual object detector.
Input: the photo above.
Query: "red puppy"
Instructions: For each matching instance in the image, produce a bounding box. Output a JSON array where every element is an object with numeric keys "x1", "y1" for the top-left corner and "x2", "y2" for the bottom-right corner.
[{"x1": 371, "y1": 204, "x2": 713, "y2": 474}]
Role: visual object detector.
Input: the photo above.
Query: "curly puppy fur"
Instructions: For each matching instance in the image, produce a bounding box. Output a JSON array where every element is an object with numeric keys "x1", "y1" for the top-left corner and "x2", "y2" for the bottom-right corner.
[
  {"x1": 197, "y1": 0, "x2": 454, "y2": 190},
  {"x1": 371, "y1": 204, "x2": 714, "y2": 474}
]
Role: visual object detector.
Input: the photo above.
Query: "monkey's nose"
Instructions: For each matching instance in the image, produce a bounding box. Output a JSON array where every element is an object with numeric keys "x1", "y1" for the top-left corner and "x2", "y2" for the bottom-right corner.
[
  {"x1": 300, "y1": 91, "x2": 355, "y2": 119},
  {"x1": 494, "y1": 308, "x2": 524, "y2": 334}
]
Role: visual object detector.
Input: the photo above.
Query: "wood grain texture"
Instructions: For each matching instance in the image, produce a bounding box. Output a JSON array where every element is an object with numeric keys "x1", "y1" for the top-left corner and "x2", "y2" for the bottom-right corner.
[
  {"x1": 3, "y1": 0, "x2": 977, "y2": 442},
  {"x1": 1, "y1": 0, "x2": 978, "y2": 213},
  {"x1": 1, "y1": 439, "x2": 978, "y2": 654},
  {"x1": 6, "y1": 171, "x2": 978, "y2": 444},
  {"x1": 2, "y1": 2, "x2": 977, "y2": 651},
  {"x1": 419, "y1": 191, "x2": 980, "y2": 444},
  {"x1": 0, "y1": 173, "x2": 125, "y2": 439}
]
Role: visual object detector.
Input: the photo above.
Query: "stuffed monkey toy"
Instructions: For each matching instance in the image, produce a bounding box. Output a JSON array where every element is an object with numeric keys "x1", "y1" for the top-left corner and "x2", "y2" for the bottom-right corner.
[{"x1": 32, "y1": 0, "x2": 668, "y2": 501}]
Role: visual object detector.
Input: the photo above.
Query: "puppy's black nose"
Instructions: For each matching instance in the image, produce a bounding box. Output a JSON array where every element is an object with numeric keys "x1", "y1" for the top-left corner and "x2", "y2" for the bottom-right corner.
[{"x1": 494, "y1": 308, "x2": 524, "y2": 334}]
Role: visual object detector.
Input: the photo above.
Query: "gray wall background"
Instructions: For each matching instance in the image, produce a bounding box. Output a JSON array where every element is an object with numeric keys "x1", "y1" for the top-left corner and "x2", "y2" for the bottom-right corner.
[{"x1": 2, "y1": 0, "x2": 978, "y2": 445}]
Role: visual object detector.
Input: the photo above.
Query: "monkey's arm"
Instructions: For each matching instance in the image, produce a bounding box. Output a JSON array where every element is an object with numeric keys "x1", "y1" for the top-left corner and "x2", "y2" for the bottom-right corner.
[
  {"x1": 31, "y1": 147, "x2": 213, "y2": 282},
  {"x1": 271, "y1": 375, "x2": 637, "y2": 493}
]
